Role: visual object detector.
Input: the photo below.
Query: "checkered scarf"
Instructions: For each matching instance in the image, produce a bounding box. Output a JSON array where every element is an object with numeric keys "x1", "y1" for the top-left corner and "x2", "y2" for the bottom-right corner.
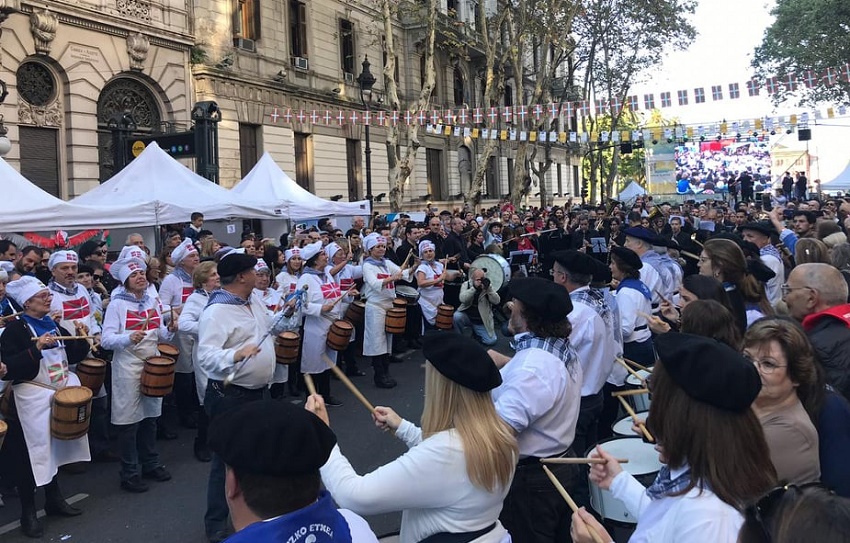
[
  {"x1": 645, "y1": 465, "x2": 693, "y2": 500},
  {"x1": 513, "y1": 333, "x2": 579, "y2": 377}
]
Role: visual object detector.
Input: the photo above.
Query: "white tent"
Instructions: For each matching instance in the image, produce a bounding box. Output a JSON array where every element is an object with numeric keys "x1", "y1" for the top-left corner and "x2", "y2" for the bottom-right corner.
[
  {"x1": 617, "y1": 180, "x2": 647, "y2": 202},
  {"x1": 231, "y1": 152, "x2": 371, "y2": 220},
  {"x1": 71, "y1": 142, "x2": 274, "y2": 227},
  {"x1": 0, "y1": 157, "x2": 143, "y2": 231}
]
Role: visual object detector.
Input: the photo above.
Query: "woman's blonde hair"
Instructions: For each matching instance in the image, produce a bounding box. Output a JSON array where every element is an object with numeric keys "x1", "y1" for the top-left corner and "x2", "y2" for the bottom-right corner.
[
  {"x1": 200, "y1": 238, "x2": 220, "y2": 258},
  {"x1": 420, "y1": 363, "x2": 517, "y2": 492}
]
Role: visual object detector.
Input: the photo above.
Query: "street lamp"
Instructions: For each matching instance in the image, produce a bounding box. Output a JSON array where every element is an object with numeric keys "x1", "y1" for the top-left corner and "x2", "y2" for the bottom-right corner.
[
  {"x1": 357, "y1": 56, "x2": 376, "y2": 202},
  {"x1": 0, "y1": 79, "x2": 10, "y2": 157}
]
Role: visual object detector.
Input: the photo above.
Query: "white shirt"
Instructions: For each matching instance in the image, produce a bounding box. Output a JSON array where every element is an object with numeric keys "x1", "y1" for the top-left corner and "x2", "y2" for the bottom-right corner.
[
  {"x1": 610, "y1": 467, "x2": 744, "y2": 543},
  {"x1": 321, "y1": 420, "x2": 512, "y2": 543},
  {"x1": 493, "y1": 336, "x2": 582, "y2": 458},
  {"x1": 614, "y1": 286, "x2": 652, "y2": 343},
  {"x1": 761, "y1": 253, "x2": 784, "y2": 306},
  {"x1": 568, "y1": 299, "x2": 614, "y2": 396},
  {"x1": 638, "y1": 262, "x2": 663, "y2": 312}
]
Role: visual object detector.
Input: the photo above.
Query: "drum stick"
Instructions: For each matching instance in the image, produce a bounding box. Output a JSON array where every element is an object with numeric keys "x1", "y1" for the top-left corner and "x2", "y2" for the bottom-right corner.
[
  {"x1": 0, "y1": 311, "x2": 23, "y2": 322},
  {"x1": 541, "y1": 457, "x2": 629, "y2": 465},
  {"x1": 329, "y1": 287, "x2": 357, "y2": 309},
  {"x1": 303, "y1": 373, "x2": 318, "y2": 396},
  {"x1": 322, "y1": 353, "x2": 375, "y2": 413},
  {"x1": 617, "y1": 396, "x2": 654, "y2": 442},
  {"x1": 615, "y1": 357, "x2": 646, "y2": 384},
  {"x1": 31, "y1": 335, "x2": 97, "y2": 341},
  {"x1": 621, "y1": 357, "x2": 652, "y2": 373},
  {"x1": 541, "y1": 465, "x2": 606, "y2": 543},
  {"x1": 612, "y1": 388, "x2": 649, "y2": 397},
  {"x1": 518, "y1": 228, "x2": 557, "y2": 237}
]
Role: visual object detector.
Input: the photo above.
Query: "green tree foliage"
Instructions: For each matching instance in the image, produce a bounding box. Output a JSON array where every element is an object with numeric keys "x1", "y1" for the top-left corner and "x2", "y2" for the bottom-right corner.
[{"x1": 752, "y1": 0, "x2": 850, "y2": 105}]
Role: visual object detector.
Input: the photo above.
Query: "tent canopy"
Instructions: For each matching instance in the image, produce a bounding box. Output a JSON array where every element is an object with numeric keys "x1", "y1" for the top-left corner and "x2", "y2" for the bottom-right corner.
[
  {"x1": 0, "y1": 158, "x2": 143, "y2": 231},
  {"x1": 71, "y1": 142, "x2": 274, "y2": 227},
  {"x1": 617, "y1": 180, "x2": 647, "y2": 202},
  {"x1": 231, "y1": 153, "x2": 371, "y2": 221}
]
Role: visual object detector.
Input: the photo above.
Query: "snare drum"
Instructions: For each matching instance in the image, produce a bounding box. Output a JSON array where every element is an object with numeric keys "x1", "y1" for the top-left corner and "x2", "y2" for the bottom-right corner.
[
  {"x1": 625, "y1": 370, "x2": 651, "y2": 411},
  {"x1": 612, "y1": 411, "x2": 649, "y2": 437},
  {"x1": 588, "y1": 437, "x2": 661, "y2": 524},
  {"x1": 471, "y1": 254, "x2": 511, "y2": 291},
  {"x1": 395, "y1": 285, "x2": 420, "y2": 305}
]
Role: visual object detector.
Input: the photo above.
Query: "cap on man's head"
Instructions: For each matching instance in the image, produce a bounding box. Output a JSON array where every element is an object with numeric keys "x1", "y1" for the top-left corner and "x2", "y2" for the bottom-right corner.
[
  {"x1": 208, "y1": 400, "x2": 336, "y2": 476},
  {"x1": 217, "y1": 253, "x2": 257, "y2": 277},
  {"x1": 422, "y1": 332, "x2": 501, "y2": 392},
  {"x1": 552, "y1": 250, "x2": 597, "y2": 277},
  {"x1": 510, "y1": 277, "x2": 572, "y2": 321},
  {"x1": 78, "y1": 240, "x2": 106, "y2": 260},
  {"x1": 610, "y1": 246, "x2": 643, "y2": 271}
]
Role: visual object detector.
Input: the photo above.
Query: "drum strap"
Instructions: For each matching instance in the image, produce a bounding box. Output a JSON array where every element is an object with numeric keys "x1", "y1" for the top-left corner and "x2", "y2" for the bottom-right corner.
[{"x1": 22, "y1": 380, "x2": 59, "y2": 392}]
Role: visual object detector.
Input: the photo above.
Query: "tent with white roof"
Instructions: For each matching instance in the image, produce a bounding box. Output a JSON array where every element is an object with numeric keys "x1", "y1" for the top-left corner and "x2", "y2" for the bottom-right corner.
[{"x1": 230, "y1": 152, "x2": 371, "y2": 220}]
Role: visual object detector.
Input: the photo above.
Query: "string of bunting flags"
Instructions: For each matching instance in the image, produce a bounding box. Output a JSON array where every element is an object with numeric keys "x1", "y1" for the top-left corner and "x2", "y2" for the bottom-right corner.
[{"x1": 267, "y1": 61, "x2": 850, "y2": 144}]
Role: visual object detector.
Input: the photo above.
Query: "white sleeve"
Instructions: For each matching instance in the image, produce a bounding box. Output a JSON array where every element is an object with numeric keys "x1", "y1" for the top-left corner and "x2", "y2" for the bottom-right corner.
[
  {"x1": 395, "y1": 419, "x2": 423, "y2": 448},
  {"x1": 494, "y1": 365, "x2": 555, "y2": 434},
  {"x1": 339, "y1": 510, "x2": 380, "y2": 543},
  {"x1": 362, "y1": 263, "x2": 384, "y2": 291},
  {"x1": 320, "y1": 438, "x2": 463, "y2": 515},
  {"x1": 618, "y1": 291, "x2": 640, "y2": 338},
  {"x1": 667, "y1": 498, "x2": 745, "y2": 543},
  {"x1": 177, "y1": 294, "x2": 203, "y2": 337},
  {"x1": 159, "y1": 274, "x2": 180, "y2": 311},
  {"x1": 99, "y1": 302, "x2": 133, "y2": 351},
  {"x1": 196, "y1": 307, "x2": 238, "y2": 375},
  {"x1": 348, "y1": 264, "x2": 363, "y2": 280},
  {"x1": 609, "y1": 470, "x2": 651, "y2": 519}
]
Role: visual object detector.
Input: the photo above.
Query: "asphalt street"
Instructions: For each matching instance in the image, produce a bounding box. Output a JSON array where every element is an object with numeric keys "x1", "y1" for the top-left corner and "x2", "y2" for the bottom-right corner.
[{"x1": 0, "y1": 334, "x2": 515, "y2": 543}]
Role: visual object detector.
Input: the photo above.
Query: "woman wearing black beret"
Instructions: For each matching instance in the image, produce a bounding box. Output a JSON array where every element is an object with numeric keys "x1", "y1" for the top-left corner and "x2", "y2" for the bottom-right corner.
[{"x1": 307, "y1": 332, "x2": 517, "y2": 543}]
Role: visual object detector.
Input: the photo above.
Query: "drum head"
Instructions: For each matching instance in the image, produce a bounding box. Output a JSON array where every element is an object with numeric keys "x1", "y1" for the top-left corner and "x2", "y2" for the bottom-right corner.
[
  {"x1": 158, "y1": 344, "x2": 180, "y2": 357},
  {"x1": 395, "y1": 285, "x2": 418, "y2": 297},
  {"x1": 625, "y1": 369, "x2": 651, "y2": 387},
  {"x1": 333, "y1": 320, "x2": 354, "y2": 331},
  {"x1": 612, "y1": 411, "x2": 649, "y2": 437},
  {"x1": 281, "y1": 331, "x2": 300, "y2": 341},
  {"x1": 146, "y1": 356, "x2": 175, "y2": 367},
  {"x1": 590, "y1": 437, "x2": 661, "y2": 476},
  {"x1": 80, "y1": 358, "x2": 106, "y2": 368},
  {"x1": 471, "y1": 254, "x2": 510, "y2": 291},
  {"x1": 54, "y1": 386, "x2": 93, "y2": 404}
]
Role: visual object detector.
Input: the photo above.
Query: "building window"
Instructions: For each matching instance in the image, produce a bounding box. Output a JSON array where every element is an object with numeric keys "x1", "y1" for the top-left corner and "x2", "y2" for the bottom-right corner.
[
  {"x1": 233, "y1": 0, "x2": 260, "y2": 41},
  {"x1": 346, "y1": 139, "x2": 361, "y2": 201},
  {"x1": 294, "y1": 132, "x2": 313, "y2": 191},
  {"x1": 556, "y1": 163, "x2": 563, "y2": 196},
  {"x1": 453, "y1": 67, "x2": 465, "y2": 106},
  {"x1": 17, "y1": 62, "x2": 56, "y2": 106},
  {"x1": 97, "y1": 78, "x2": 161, "y2": 182},
  {"x1": 426, "y1": 148, "x2": 444, "y2": 201},
  {"x1": 339, "y1": 19, "x2": 355, "y2": 77},
  {"x1": 290, "y1": 0, "x2": 307, "y2": 59},
  {"x1": 507, "y1": 158, "x2": 515, "y2": 194},
  {"x1": 572, "y1": 165, "x2": 580, "y2": 196},
  {"x1": 471, "y1": 0, "x2": 481, "y2": 31},
  {"x1": 447, "y1": 0, "x2": 458, "y2": 17},
  {"x1": 504, "y1": 83, "x2": 513, "y2": 107},
  {"x1": 20, "y1": 126, "x2": 60, "y2": 197},
  {"x1": 239, "y1": 124, "x2": 260, "y2": 177}
]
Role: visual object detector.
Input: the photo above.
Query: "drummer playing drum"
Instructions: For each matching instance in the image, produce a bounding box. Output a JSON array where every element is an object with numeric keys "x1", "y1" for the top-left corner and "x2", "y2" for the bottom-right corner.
[{"x1": 416, "y1": 240, "x2": 447, "y2": 330}]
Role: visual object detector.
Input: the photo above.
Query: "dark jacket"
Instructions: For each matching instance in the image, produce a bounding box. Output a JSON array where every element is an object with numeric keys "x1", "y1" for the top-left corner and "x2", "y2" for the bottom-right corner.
[
  {"x1": 1, "y1": 319, "x2": 91, "y2": 383},
  {"x1": 818, "y1": 388, "x2": 850, "y2": 497},
  {"x1": 803, "y1": 304, "x2": 850, "y2": 400}
]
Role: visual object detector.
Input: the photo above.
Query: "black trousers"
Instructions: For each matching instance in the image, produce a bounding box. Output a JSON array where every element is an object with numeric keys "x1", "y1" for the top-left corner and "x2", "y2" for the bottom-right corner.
[{"x1": 500, "y1": 461, "x2": 578, "y2": 543}]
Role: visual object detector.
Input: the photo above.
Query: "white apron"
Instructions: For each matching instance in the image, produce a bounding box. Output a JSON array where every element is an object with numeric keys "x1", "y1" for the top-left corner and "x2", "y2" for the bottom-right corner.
[
  {"x1": 362, "y1": 260, "x2": 404, "y2": 357},
  {"x1": 417, "y1": 261, "x2": 445, "y2": 326},
  {"x1": 111, "y1": 330, "x2": 163, "y2": 425},
  {"x1": 297, "y1": 274, "x2": 341, "y2": 375},
  {"x1": 15, "y1": 329, "x2": 90, "y2": 486}
]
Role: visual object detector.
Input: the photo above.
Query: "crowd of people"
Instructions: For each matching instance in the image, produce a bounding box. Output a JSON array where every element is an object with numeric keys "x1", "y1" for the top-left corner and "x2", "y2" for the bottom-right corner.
[
  {"x1": 2, "y1": 190, "x2": 850, "y2": 543},
  {"x1": 674, "y1": 142, "x2": 773, "y2": 198}
]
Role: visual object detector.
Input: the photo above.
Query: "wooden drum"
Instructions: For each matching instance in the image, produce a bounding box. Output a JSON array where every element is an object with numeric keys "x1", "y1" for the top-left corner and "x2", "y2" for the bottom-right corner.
[
  {"x1": 274, "y1": 331, "x2": 301, "y2": 365},
  {"x1": 51, "y1": 386, "x2": 93, "y2": 440},
  {"x1": 157, "y1": 343, "x2": 180, "y2": 361},
  {"x1": 141, "y1": 356, "x2": 176, "y2": 397},
  {"x1": 385, "y1": 308, "x2": 407, "y2": 335},
  {"x1": 436, "y1": 304, "x2": 455, "y2": 330},
  {"x1": 0, "y1": 419, "x2": 7, "y2": 450},
  {"x1": 76, "y1": 358, "x2": 107, "y2": 392},
  {"x1": 344, "y1": 300, "x2": 366, "y2": 327},
  {"x1": 327, "y1": 320, "x2": 354, "y2": 352},
  {"x1": 392, "y1": 298, "x2": 407, "y2": 310}
]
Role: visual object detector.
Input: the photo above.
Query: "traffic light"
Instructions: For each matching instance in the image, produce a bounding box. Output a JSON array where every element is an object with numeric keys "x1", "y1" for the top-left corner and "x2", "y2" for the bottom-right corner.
[{"x1": 581, "y1": 181, "x2": 589, "y2": 199}]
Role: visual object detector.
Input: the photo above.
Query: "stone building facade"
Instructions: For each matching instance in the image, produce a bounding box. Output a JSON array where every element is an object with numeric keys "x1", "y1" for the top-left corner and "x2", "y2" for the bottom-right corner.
[{"x1": 1, "y1": 0, "x2": 580, "y2": 209}]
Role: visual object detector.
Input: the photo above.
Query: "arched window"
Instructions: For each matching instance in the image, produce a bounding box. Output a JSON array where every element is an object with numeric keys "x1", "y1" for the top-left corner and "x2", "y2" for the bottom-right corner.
[{"x1": 97, "y1": 77, "x2": 161, "y2": 181}]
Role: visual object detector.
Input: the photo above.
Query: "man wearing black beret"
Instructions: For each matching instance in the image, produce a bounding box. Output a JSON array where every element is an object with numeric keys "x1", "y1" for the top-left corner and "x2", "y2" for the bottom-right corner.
[
  {"x1": 208, "y1": 400, "x2": 378, "y2": 543},
  {"x1": 197, "y1": 251, "x2": 290, "y2": 543},
  {"x1": 739, "y1": 221, "x2": 784, "y2": 306},
  {"x1": 490, "y1": 276, "x2": 583, "y2": 543},
  {"x1": 623, "y1": 226, "x2": 675, "y2": 312},
  {"x1": 551, "y1": 251, "x2": 619, "y2": 467}
]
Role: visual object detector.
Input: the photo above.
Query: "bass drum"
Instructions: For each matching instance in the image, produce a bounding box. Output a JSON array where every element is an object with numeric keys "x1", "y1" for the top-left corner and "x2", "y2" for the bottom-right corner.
[{"x1": 471, "y1": 254, "x2": 512, "y2": 292}]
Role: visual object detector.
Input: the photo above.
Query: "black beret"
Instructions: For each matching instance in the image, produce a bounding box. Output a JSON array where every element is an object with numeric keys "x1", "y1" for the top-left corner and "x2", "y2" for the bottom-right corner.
[
  {"x1": 655, "y1": 332, "x2": 761, "y2": 412},
  {"x1": 738, "y1": 221, "x2": 776, "y2": 237},
  {"x1": 552, "y1": 250, "x2": 597, "y2": 276},
  {"x1": 747, "y1": 258, "x2": 776, "y2": 283},
  {"x1": 624, "y1": 227, "x2": 659, "y2": 245},
  {"x1": 510, "y1": 277, "x2": 572, "y2": 321},
  {"x1": 610, "y1": 246, "x2": 643, "y2": 271},
  {"x1": 590, "y1": 258, "x2": 613, "y2": 285},
  {"x1": 77, "y1": 264, "x2": 95, "y2": 276},
  {"x1": 78, "y1": 240, "x2": 106, "y2": 260},
  {"x1": 488, "y1": 221, "x2": 503, "y2": 231},
  {"x1": 422, "y1": 331, "x2": 501, "y2": 392},
  {"x1": 208, "y1": 399, "x2": 336, "y2": 476},
  {"x1": 217, "y1": 253, "x2": 258, "y2": 277}
]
